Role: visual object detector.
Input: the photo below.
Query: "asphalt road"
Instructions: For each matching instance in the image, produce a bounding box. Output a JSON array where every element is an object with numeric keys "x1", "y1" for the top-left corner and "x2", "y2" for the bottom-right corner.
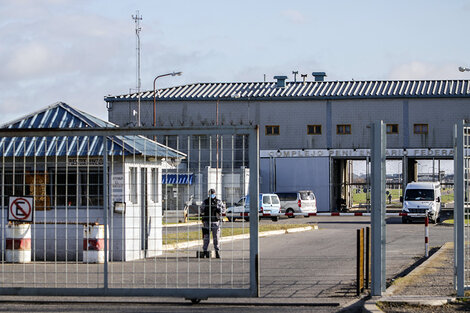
[{"x1": 0, "y1": 215, "x2": 454, "y2": 313}]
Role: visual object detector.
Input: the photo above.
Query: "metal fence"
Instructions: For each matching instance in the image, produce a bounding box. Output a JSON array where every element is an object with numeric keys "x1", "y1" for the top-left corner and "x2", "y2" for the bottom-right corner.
[
  {"x1": 454, "y1": 120, "x2": 470, "y2": 297},
  {"x1": 0, "y1": 126, "x2": 259, "y2": 300}
]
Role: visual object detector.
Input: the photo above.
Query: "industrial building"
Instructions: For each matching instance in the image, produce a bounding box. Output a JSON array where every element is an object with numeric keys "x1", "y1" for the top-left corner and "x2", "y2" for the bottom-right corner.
[{"x1": 105, "y1": 75, "x2": 470, "y2": 211}]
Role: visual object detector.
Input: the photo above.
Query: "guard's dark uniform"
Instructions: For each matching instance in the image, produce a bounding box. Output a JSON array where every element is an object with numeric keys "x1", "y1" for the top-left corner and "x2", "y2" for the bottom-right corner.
[{"x1": 202, "y1": 196, "x2": 224, "y2": 253}]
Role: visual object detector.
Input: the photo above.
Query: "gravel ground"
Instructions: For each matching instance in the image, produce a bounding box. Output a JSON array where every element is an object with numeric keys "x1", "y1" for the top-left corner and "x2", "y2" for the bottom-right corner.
[
  {"x1": 375, "y1": 241, "x2": 470, "y2": 313},
  {"x1": 385, "y1": 242, "x2": 455, "y2": 297},
  {"x1": 378, "y1": 302, "x2": 470, "y2": 313}
]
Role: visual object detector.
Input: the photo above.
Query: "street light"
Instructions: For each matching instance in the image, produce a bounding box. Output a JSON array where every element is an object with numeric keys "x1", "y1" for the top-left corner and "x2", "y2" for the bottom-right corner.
[
  {"x1": 153, "y1": 71, "x2": 182, "y2": 127},
  {"x1": 458, "y1": 66, "x2": 470, "y2": 72}
]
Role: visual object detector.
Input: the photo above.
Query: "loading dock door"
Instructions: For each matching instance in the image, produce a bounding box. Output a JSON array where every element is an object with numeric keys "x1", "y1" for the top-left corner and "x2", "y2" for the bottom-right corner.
[{"x1": 274, "y1": 157, "x2": 330, "y2": 212}]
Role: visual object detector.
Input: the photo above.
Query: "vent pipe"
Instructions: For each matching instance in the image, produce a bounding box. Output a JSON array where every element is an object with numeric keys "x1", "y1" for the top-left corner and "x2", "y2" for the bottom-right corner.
[
  {"x1": 312, "y1": 72, "x2": 327, "y2": 81},
  {"x1": 301, "y1": 74, "x2": 308, "y2": 84},
  {"x1": 273, "y1": 75, "x2": 288, "y2": 88},
  {"x1": 292, "y1": 71, "x2": 298, "y2": 82}
]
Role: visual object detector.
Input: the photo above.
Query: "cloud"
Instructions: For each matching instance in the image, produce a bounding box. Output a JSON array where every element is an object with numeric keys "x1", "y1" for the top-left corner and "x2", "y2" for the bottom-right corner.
[
  {"x1": 281, "y1": 9, "x2": 307, "y2": 24},
  {"x1": 0, "y1": 2, "x2": 136, "y2": 124},
  {"x1": 387, "y1": 62, "x2": 463, "y2": 80}
]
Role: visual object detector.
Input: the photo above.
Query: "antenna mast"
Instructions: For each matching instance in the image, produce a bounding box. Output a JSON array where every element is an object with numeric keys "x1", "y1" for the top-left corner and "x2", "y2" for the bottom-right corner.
[{"x1": 132, "y1": 10, "x2": 142, "y2": 126}]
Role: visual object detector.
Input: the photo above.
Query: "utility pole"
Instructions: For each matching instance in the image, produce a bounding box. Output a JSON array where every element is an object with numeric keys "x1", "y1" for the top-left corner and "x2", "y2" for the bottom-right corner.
[{"x1": 132, "y1": 10, "x2": 142, "y2": 126}]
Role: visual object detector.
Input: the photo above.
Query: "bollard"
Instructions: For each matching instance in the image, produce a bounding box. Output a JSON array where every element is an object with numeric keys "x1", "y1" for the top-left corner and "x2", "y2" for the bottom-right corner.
[
  {"x1": 365, "y1": 226, "x2": 371, "y2": 289},
  {"x1": 356, "y1": 228, "x2": 364, "y2": 295},
  {"x1": 6, "y1": 223, "x2": 32, "y2": 263},
  {"x1": 83, "y1": 224, "x2": 105, "y2": 263},
  {"x1": 424, "y1": 216, "x2": 429, "y2": 258}
]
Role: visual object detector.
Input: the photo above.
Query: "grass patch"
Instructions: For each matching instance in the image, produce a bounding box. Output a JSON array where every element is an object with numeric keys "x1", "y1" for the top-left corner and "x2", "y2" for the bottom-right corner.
[
  {"x1": 441, "y1": 193, "x2": 454, "y2": 203},
  {"x1": 163, "y1": 223, "x2": 311, "y2": 245},
  {"x1": 442, "y1": 219, "x2": 470, "y2": 225},
  {"x1": 352, "y1": 189, "x2": 402, "y2": 205},
  {"x1": 353, "y1": 189, "x2": 454, "y2": 206}
]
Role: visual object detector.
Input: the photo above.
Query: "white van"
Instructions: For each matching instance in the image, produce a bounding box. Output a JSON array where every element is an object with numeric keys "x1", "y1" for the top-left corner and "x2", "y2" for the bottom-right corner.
[
  {"x1": 277, "y1": 191, "x2": 317, "y2": 217},
  {"x1": 225, "y1": 194, "x2": 281, "y2": 221},
  {"x1": 401, "y1": 182, "x2": 441, "y2": 224}
]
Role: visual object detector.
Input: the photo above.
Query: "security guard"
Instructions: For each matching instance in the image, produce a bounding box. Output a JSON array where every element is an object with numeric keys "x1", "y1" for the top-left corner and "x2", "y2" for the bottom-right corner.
[{"x1": 201, "y1": 189, "x2": 224, "y2": 258}]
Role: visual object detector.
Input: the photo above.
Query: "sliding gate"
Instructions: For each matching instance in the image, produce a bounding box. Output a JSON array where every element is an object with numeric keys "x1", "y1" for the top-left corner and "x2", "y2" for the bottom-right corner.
[{"x1": 0, "y1": 126, "x2": 259, "y2": 300}]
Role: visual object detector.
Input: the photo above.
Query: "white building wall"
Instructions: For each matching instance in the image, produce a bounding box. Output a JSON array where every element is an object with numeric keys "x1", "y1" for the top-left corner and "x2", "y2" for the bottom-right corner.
[{"x1": 267, "y1": 157, "x2": 330, "y2": 212}]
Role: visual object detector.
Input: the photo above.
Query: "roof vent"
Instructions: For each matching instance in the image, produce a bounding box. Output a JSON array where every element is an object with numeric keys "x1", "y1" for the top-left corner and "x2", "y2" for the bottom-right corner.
[
  {"x1": 273, "y1": 75, "x2": 288, "y2": 88},
  {"x1": 312, "y1": 72, "x2": 327, "y2": 82}
]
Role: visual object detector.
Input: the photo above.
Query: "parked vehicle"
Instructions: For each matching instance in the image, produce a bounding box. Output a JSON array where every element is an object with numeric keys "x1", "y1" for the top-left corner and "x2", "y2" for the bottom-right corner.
[
  {"x1": 225, "y1": 194, "x2": 281, "y2": 222},
  {"x1": 401, "y1": 182, "x2": 441, "y2": 224},
  {"x1": 277, "y1": 191, "x2": 317, "y2": 218},
  {"x1": 226, "y1": 196, "x2": 247, "y2": 222}
]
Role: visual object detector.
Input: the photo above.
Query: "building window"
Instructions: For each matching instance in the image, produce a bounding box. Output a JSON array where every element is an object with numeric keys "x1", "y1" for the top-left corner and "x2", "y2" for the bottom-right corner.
[
  {"x1": 163, "y1": 135, "x2": 178, "y2": 149},
  {"x1": 265, "y1": 125, "x2": 280, "y2": 136},
  {"x1": 129, "y1": 167, "x2": 138, "y2": 203},
  {"x1": 414, "y1": 124, "x2": 428, "y2": 134},
  {"x1": 151, "y1": 168, "x2": 159, "y2": 202},
  {"x1": 336, "y1": 124, "x2": 351, "y2": 135},
  {"x1": 387, "y1": 124, "x2": 399, "y2": 134},
  {"x1": 307, "y1": 125, "x2": 322, "y2": 135},
  {"x1": 192, "y1": 135, "x2": 209, "y2": 149}
]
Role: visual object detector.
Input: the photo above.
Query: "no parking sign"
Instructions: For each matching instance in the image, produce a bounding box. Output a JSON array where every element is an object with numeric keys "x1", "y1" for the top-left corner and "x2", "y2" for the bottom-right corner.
[{"x1": 8, "y1": 196, "x2": 34, "y2": 222}]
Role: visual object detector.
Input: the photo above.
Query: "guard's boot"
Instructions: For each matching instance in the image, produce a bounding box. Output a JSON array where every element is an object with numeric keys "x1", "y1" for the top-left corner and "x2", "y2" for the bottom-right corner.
[
  {"x1": 204, "y1": 251, "x2": 210, "y2": 258},
  {"x1": 215, "y1": 251, "x2": 220, "y2": 259}
]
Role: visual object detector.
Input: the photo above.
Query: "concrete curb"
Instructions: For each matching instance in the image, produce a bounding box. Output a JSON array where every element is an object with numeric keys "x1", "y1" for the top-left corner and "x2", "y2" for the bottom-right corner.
[
  {"x1": 163, "y1": 221, "x2": 202, "y2": 228},
  {"x1": 162, "y1": 225, "x2": 317, "y2": 251},
  {"x1": 363, "y1": 298, "x2": 384, "y2": 313},
  {"x1": 362, "y1": 242, "x2": 455, "y2": 312}
]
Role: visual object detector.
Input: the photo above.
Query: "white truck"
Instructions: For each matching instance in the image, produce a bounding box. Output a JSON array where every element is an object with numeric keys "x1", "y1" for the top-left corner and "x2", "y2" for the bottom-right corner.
[{"x1": 401, "y1": 181, "x2": 441, "y2": 224}]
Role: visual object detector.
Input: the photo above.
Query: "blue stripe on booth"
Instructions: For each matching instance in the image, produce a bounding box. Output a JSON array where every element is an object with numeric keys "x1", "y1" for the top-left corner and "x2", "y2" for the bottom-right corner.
[{"x1": 162, "y1": 174, "x2": 193, "y2": 185}]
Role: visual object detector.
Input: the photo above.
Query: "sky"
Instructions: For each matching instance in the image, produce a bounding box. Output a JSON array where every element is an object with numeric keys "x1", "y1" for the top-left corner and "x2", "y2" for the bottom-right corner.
[{"x1": 1, "y1": 0, "x2": 470, "y2": 125}]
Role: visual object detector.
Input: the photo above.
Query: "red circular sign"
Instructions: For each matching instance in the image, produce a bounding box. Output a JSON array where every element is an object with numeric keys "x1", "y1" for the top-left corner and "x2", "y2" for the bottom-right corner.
[{"x1": 10, "y1": 197, "x2": 32, "y2": 220}]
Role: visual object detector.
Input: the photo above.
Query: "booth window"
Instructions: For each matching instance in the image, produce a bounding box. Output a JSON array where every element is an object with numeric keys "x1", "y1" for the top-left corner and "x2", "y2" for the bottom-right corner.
[
  {"x1": 129, "y1": 167, "x2": 138, "y2": 203},
  {"x1": 336, "y1": 124, "x2": 351, "y2": 134},
  {"x1": 307, "y1": 125, "x2": 322, "y2": 135},
  {"x1": 265, "y1": 125, "x2": 280, "y2": 136},
  {"x1": 414, "y1": 124, "x2": 428, "y2": 134},
  {"x1": 53, "y1": 171, "x2": 78, "y2": 207},
  {"x1": 387, "y1": 124, "x2": 399, "y2": 134},
  {"x1": 80, "y1": 170, "x2": 103, "y2": 206}
]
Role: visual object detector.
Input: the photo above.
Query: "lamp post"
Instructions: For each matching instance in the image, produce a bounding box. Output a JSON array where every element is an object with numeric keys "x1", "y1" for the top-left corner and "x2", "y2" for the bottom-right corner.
[
  {"x1": 458, "y1": 66, "x2": 470, "y2": 72},
  {"x1": 153, "y1": 71, "x2": 182, "y2": 127}
]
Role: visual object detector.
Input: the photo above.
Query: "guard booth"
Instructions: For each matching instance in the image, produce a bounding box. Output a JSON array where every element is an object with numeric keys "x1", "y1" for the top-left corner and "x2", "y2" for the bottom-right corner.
[{"x1": 0, "y1": 102, "x2": 185, "y2": 261}]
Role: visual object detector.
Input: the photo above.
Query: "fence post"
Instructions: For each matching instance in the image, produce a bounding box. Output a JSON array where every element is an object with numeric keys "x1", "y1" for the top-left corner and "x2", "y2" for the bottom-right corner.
[
  {"x1": 424, "y1": 216, "x2": 429, "y2": 258},
  {"x1": 371, "y1": 120, "x2": 387, "y2": 296},
  {"x1": 357, "y1": 228, "x2": 364, "y2": 295}
]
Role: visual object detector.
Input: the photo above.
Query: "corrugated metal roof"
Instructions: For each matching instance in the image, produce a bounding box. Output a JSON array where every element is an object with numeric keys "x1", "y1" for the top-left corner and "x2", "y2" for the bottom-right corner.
[
  {"x1": 105, "y1": 80, "x2": 470, "y2": 102},
  {"x1": 0, "y1": 102, "x2": 185, "y2": 158}
]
